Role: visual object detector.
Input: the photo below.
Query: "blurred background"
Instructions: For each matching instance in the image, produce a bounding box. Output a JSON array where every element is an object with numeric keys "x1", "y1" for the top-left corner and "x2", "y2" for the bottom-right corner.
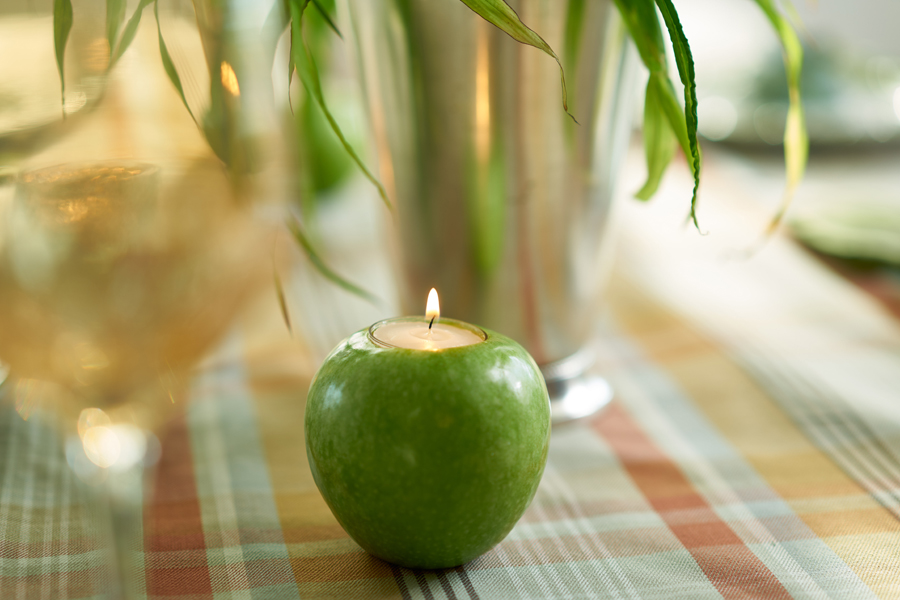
[{"x1": 288, "y1": 0, "x2": 900, "y2": 356}]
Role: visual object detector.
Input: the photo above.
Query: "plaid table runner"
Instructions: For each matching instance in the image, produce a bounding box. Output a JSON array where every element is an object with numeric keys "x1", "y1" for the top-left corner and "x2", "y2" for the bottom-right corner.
[{"x1": 2, "y1": 265, "x2": 899, "y2": 599}]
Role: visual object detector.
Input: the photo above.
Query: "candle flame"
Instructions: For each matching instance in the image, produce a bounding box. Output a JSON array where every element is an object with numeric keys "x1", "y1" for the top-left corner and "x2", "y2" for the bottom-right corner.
[{"x1": 425, "y1": 288, "x2": 440, "y2": 323}]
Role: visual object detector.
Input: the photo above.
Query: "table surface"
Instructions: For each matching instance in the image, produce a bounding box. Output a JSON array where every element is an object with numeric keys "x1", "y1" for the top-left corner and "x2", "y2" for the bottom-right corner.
[
  {"x1": 3, "y1": 24, "x2": 900, "y2": 598},
  {"x1": 3, "y1": 173, "x2": 900, "y2": 599}
]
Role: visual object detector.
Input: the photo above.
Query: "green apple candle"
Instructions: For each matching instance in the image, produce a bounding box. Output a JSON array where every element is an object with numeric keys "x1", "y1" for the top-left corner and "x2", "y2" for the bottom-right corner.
[{"x1": 305, "y1": 289, "x2": 551, "y2": 569}]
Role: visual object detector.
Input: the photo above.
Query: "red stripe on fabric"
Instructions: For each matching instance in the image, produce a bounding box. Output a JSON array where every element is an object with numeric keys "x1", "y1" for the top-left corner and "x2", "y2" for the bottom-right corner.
[
  {"x1": 691, "y1": 547, "x2": 798, "y2": 599},
  {"x1": 668, "y1": 521, "x2": 744, "y2": 548},
  {"x1": 144, "y1": 414, "x2": 213, "y2": 597},
  {"x1": 594, "y1": 403, "x2": 792, "y2": 600},
  {"x1": 145, "y1": 566, "x2": 214, "y2": 597}
]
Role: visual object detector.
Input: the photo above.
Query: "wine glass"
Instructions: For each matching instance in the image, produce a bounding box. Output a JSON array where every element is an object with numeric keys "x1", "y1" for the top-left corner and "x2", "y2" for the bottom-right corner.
[
  {"x1": 0, "y1": 0, "x2": 108, "y2": 388},
  {"x1": 0, "y1": 0, "x2": 107, "y2": 159},
  {"x1": 0, "y1": 0, "x2": 290, "y2": 596}
]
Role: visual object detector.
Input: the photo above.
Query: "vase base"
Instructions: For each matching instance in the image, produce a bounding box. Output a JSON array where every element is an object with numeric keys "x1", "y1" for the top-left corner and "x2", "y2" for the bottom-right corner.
[
  {"x1": 541, "y1": 350, "x2": 613, "y2": 425},
  {"x1": 547, "y1": 374, "x2": 613, "y2": 425}
]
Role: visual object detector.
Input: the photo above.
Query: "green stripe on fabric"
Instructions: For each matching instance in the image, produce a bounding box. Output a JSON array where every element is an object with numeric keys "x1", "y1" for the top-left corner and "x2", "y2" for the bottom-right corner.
[{"x1": 0, "y1": 550, "x2": 109, "y2": 576}]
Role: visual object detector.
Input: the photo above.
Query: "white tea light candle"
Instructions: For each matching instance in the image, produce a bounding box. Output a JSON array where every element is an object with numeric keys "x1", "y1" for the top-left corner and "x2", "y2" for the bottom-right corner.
[{"x1": 370, "y1": 289, "x2": 485, "y2": 350}]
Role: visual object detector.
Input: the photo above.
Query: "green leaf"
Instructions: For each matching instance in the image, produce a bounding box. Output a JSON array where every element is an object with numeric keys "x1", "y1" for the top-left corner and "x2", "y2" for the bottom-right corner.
[
  {"x1": 612, "y1": 0, "x2": 702, "y2": 227},
  {"x1": 651, "y1": 73, "x2": 690, "y2": 160},
  {"x1": 287, "y1": 218, "x2": 382, "y2": 306},
  {"x1": 563, "y1": 0, "x2": 587, "y2": 69},
  {"x1": 311, "y1": 0, "x2": 342, "y2": 39},
  {"x1": 654, "y1": 0, "x2": 701, "y2": 228},
  {"x1": 457, "y1": 0, "x2": 575, "y2": 121},
  {"x1": 106, "y1": 0, "x2": 126, "y2": 59},
  {"x1": 274, "y1": 269, "x2": 293, "y2": 335},
  {"x1": 753, "y1": 0, "x2": 808, "y2": 234},
  {"x1": 53, "y1": 0, "x2": 73, "y2": 115},
  {"x1": 288, "y1": 37, "x2": 296, "y2": 114},
  {"x1": 636, "y1": 75, "x2": 676, "y2": 201},
  {"x1": 611, "y1": 0, "x2": 666, "y2": 73},
  {"x1": 154, "y1": 1, "x2": 196, "y2": 124},
  {"x1": 288, "y1": 0, "x2": 392, "y2": 210},
  {"x1": 110, "y1": 0, "x2": 154, "y2": 68}
]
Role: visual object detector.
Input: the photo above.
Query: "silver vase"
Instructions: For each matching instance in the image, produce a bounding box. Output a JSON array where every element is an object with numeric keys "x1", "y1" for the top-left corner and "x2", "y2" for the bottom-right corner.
[{"x1": 343, "y1": 0, "x2": 637, "y2": 422}]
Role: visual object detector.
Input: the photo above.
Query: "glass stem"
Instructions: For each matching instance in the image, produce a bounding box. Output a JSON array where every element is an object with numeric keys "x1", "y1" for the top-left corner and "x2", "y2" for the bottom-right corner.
[{"x1": 105, "y1": 458, "x2": 149, "y2": 598}]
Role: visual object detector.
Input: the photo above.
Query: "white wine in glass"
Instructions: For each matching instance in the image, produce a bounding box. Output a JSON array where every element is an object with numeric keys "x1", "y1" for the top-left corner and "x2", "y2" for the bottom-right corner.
[{"x1": 0, "y1": 0, "x2": 291, "y2": 596}]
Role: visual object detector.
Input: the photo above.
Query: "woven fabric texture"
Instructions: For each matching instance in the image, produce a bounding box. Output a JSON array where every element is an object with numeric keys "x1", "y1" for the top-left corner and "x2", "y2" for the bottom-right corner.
[{"x1": 2, "y1": 273, "x2": 899, "y2": 600}]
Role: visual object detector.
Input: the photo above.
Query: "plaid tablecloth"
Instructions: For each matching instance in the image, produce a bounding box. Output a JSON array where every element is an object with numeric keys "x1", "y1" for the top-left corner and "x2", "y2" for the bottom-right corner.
[
  {"x1": 3, "y1": 104, "x2": 900, "y2": 599},
  {"x1": 3, "y1": 254, "x2": 900, "y2": 598}
]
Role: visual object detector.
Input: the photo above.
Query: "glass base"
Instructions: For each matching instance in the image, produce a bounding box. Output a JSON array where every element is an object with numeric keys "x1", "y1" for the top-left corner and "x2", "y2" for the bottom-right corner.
[{"x1": 541, "y1": 350, "x2": 613, "y2": 425}]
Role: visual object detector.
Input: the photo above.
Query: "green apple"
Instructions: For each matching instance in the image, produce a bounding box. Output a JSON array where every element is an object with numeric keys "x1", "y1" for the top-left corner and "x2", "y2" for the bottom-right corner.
[{"x1": 305, "y1": 319, "x2": 550, "y2": 569}]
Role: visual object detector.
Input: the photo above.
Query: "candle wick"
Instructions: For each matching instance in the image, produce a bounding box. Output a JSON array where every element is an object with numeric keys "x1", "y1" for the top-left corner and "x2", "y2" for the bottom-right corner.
[{"x1": 428, "y1": 316, "x2": 436, "y2": 330}]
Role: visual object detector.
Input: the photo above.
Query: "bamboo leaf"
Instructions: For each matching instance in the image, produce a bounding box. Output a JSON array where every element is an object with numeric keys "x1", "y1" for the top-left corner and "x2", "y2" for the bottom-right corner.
[
  {"x1": 614, "y1": 0, "x2": 700, "y2": 176},
  {"x1": 53, "y1": 0, "x2": 73, "y2": 115},
  {"x1": 753, "y1": 0, "x2": 808, "y2": 234},
  {"x1": 288, "y1": 0, "x2": 392, "y2": 210},
  {"x1": 654, "y1": 0, "x2": 701, "y2": 228},
  {"x1": 611, "y1": 0, "x2": 665, "y2": 73},
  {"x1": 563, "y1": 0, "x2": 586, "y2": 69},
  {"x1": 612, "y1": 0, "x2": 703, "y2": 227},
  {"x1": 287, "y1": 218, "x2": 382, "y2": 306},
  {"x1": 273, "y1": 269, "x2": 293, "y2": 335},
  {"x1": 636, "y1": 76, "x2": 676, "y2": 201},
  {"x1": 649, "y1": 73, "x2": 689, "y2": 160},
  {"x1": 311, "y1": 0, "x2": 342, "y2": 39},
  {"x1": 106, "y1": 0, "x2": 126, "y2": 59},
  {"x1": 110, "y1": 0, "x2": 154, "y2": 68},
  {"x1": 288, "y1": 37, "x2": 295, "y2": 114},
  {"x1": 154, "y1": 1, "x2": 196, "y2": 124},
  {"x1": 457, "y1": 0, "x2": 575, "y2": 121}
]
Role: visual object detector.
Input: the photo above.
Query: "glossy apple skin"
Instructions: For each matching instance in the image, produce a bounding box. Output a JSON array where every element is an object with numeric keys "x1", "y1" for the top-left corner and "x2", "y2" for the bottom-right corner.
[{"x1": 305, "y1": 322, "x2": 550, "y2": 569}]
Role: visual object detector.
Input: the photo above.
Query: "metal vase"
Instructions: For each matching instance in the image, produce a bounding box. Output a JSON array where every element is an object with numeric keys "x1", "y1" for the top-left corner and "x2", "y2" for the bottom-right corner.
[{"x1": 344, "y1": 0, "x2": 637, "y2": 422}]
